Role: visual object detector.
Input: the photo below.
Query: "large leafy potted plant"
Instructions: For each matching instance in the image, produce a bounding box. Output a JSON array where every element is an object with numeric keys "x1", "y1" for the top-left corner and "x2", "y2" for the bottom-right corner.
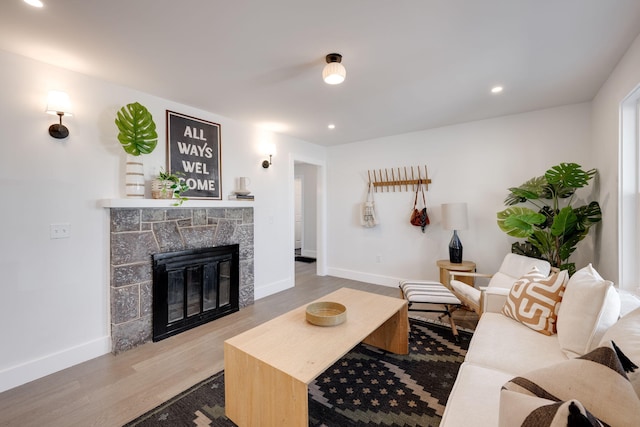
[
  {"x1": 114, "y1": 102, "x2": 158, "y2": 197},
  {"x1": 496, "y1": 163, "x2": 602, "y2": 275}
]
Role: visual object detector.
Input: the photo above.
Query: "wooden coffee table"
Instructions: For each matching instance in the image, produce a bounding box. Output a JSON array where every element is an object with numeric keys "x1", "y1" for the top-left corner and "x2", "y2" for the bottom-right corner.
[{"x1": 224, "y1": 287, "x2": 409, "y2": 426}]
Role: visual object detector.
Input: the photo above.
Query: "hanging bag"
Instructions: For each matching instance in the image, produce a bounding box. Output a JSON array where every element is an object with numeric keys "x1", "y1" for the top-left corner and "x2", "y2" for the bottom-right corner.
[
  {"x1": 410, "y1": 181, "x2": 430, "y2": 232},
  {"x1": 361, "y1": 182, "x2": 378, "y2": 228}
]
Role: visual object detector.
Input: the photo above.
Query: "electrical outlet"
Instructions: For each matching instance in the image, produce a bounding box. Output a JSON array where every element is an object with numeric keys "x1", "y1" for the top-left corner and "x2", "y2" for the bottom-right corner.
[
  {"x1": 50, "y1": 223, "x2": 71, "y2": 239},
  {"x1": 376, "y1": 254, "x2": 382, "y2": 263}
]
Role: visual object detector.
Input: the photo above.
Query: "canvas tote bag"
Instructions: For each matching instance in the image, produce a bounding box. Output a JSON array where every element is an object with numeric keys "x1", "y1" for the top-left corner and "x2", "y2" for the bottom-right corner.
[{"x1": 361, "y1": 182, "x2": 378, "y2": 228}]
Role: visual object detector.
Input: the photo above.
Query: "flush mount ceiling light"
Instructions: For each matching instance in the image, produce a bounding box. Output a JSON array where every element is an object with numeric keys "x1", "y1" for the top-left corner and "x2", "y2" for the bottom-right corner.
[
  {"x1": 491, "y1": 86, "x2": 504, "y2": 94},
  {"x1": 322, "y1": 53, "x2": 346, "y2": 85}
]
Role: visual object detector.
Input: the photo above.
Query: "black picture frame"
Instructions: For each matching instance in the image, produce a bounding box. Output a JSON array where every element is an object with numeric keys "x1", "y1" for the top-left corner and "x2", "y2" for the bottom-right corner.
[{"x1": 166, "y1": 111, "x2": 222, "y2": 200}]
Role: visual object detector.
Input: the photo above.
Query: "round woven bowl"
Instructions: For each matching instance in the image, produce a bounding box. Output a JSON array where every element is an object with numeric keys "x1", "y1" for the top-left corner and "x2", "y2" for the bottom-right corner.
[{"x1": 305, "y1": 301, "x2": 347, "y2": 326}]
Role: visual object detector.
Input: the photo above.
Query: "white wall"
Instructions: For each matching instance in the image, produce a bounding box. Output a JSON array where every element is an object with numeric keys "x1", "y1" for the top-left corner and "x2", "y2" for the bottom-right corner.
[
  {"x1": 591, "y1": 32, "x2": 640, "y2": 289},
  {"x1": 326, "y1": 104, "x2": 594, "y2": 286},
  {"x1": 0, "y1": 50, "x2": 325, "y2": 392}
]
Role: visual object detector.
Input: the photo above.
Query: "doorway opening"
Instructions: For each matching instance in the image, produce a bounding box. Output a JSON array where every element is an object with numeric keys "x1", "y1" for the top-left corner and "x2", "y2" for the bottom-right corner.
[{"x1": 294, "y1": 162, "x2": 318, "y2": 266}]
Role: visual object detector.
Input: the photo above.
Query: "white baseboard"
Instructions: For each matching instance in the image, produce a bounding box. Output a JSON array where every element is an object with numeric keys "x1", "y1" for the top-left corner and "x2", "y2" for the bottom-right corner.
[
  {"x1": 326, "y1": 267, "x2": 401, "y2": 288},
  {"x1": 301, "y1": 249, "x2": 317, "y2": 258},
  {"x1": 254, "y1": 277, "x2": 293, "y2": 300},
  {"x1": 0, "y1": 336, "x2": 111, "y2": 393}
]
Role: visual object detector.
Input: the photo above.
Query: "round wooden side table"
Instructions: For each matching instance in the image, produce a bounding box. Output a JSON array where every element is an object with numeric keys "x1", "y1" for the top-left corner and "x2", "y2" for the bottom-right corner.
[{"x1": 436, "y1": 259, "x2": 476, "y2": 287}]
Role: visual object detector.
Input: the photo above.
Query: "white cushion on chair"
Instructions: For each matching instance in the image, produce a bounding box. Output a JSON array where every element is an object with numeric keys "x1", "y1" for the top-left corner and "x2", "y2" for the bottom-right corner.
[
  {"x1": 487, "y1": 271, "x2": 522, "y2": 290},
  {"x1": 400, "y1": 281, "x2": 461, "y2": 305},
  {"x1": 496, "y1": 253, "x2": 551, "y2": 282},
  {"x1": 450, "y1": 280, "x2": 481, "y2": 302},
  {"x1": 450, "y1": 254, "x2": 551, "y2": 312}
]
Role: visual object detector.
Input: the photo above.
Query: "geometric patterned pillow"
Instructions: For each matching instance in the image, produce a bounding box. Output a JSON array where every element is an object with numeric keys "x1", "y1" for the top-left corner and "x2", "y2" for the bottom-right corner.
[
  {"x1": 523, "y1": 399, "x2": 603, "y2": 426},
  {"x1": 502, "y1": 269, "x2": 569, "y2": 335},
  {"x1": 501, "y1": 343, "x2": 640, "y2": 426},
  {"x1": 499, "y1": 391, "x2": 604, "y2": 427}
]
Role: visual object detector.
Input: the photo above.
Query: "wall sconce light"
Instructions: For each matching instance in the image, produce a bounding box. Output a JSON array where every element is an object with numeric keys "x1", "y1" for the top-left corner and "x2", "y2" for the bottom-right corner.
[
  {"x1": 322, "y1": 53, "x2": 346, "y2": 85},
  {"x1": 261, "y1": 143, "x2": 276, "y2": 168},
  {"x1": 46, "y1": 91, "x2": 73, "y2": 139}
]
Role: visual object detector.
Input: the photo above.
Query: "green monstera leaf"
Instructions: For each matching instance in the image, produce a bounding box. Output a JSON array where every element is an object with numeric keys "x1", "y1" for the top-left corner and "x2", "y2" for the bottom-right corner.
[
  {"x1": 574, "y1": 201, "x2": 602, "y2": 230},
  {"x1": 503, "y1": 176, "x2": 548, "y2": 205},
  {"x1": 545, "y1": 163, "x2": 596, "y2": 189},
  {"x1": 115, "y1": 102, "x2": 158, "y2": 156},
  {"x1": 550, "y1": 206, "x2": 578, "y2": 237},
  {"x1": 529, "y1": 229, "x2": 557, "y2": 260},
  {"x1": 497, "y1": 207, "x2": 546, "y2": 238}
]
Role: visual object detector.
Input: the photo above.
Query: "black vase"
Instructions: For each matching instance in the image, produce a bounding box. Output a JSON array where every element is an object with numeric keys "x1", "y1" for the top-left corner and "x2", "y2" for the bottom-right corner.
[{"x1": 449, "y1": 230, "x2": 463, "y2": 263}]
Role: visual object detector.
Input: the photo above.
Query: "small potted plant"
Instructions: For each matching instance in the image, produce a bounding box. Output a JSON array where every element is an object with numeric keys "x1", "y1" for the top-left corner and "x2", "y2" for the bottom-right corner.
[{"x1": 152, "y1": 169, "x2": 189, "y2": 206}]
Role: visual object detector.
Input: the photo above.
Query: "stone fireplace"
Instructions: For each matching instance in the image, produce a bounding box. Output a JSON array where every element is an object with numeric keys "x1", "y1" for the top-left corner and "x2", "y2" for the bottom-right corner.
[{"x1": 107, "y1": 205, "x2": 254, "y2": 353}]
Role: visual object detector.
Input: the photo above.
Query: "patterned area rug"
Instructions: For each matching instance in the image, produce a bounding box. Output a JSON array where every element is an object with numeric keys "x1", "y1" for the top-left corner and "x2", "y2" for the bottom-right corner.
[{"x1": 124, "y1": 318, "x2": 471, "y2": 427}]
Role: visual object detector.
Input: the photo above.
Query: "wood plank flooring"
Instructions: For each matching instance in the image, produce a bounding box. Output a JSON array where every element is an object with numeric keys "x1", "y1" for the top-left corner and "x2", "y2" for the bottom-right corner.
[{"x1": 0, "y1": 262, "x2": 478, "y2": 427}]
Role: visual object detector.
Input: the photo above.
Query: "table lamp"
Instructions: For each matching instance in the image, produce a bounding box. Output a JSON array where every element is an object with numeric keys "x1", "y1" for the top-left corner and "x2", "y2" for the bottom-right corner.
[{"x1": 441, "y1": 203, "x2": 468, "y2": 263}]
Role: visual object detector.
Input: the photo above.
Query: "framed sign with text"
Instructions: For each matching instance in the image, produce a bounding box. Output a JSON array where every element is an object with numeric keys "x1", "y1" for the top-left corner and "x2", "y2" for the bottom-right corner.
[{"x1": 166, "y1": 111, "x2": 222, "y2": 200}]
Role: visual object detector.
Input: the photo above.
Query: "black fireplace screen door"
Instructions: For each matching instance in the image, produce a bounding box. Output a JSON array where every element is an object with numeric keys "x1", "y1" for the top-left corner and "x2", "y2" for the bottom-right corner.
[{"x1": 152, "y1": 244, "x2": 239, "y2": 342}]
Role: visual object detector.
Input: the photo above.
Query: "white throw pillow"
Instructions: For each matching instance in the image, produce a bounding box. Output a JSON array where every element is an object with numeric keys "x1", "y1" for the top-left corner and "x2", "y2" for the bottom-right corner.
[
  {"x1": 599, "y1": 306, "x2": 640, "y2": 398},
  {"x1": 556, "y1": 264, "x2": 620, "y2": 357},
  {"x1": 618, "y1": 289, "x2": 640, "y2": 317}
]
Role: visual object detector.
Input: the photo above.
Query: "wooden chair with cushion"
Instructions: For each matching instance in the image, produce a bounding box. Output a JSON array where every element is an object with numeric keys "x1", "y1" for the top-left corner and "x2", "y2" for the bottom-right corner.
[{"x1": 447, "y1": 253, "x2": 551, "y2": 316}]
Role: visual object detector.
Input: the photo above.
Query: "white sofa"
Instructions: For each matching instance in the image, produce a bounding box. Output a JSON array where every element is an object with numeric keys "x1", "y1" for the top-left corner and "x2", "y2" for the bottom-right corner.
[{"x1": 440, "y1": 261, "x2": 640, "y2": 426}]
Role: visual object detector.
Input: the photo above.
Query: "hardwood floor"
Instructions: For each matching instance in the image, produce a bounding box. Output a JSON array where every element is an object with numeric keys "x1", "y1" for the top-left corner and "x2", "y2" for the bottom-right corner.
[{"x1": 0, "y1": 262, "x2": 478, "y2": 426}]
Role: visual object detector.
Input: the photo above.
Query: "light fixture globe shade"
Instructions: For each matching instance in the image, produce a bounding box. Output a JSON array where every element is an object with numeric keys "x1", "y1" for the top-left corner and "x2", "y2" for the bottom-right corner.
[{"x1": 322, "y1": 62, "x2": 346, "y2": 85}]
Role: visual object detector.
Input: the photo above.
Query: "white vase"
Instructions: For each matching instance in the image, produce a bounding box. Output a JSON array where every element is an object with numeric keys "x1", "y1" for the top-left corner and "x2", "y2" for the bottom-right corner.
[{"x1": 125, "y1": 154, "x2": 145, "y2": 198}]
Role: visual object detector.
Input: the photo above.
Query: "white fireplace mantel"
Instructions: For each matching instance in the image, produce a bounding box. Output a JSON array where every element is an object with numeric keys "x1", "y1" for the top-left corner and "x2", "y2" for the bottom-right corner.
[{"x1": 98, "y1": 198, "x2": 254, "y2": 209}]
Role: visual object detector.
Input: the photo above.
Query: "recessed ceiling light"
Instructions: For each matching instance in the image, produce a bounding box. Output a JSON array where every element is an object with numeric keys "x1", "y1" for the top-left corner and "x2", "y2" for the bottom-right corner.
[
  {"x1": 24, "y1": 0, "x2": 44, "y2": 7},
  {"x1": 328, "y1": 124, "x2": 336, "y2": 129},
  {"x1": 491, "y1": 86, "x2": 504, "y2": 94}
]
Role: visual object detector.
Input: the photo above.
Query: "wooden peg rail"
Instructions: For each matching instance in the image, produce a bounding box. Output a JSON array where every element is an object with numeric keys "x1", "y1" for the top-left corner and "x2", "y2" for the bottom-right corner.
[{"x1": 367, "y1": 165, "x2": 431, "y2": 192}]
